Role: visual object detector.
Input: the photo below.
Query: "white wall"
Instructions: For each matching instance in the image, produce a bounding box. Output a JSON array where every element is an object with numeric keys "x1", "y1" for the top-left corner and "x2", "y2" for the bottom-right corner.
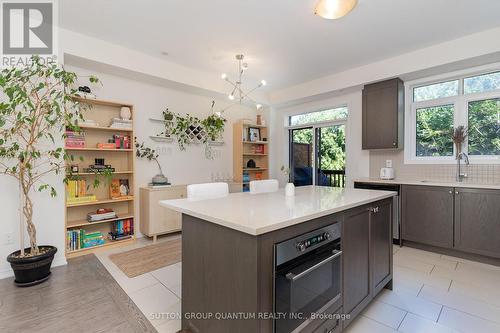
[
  {"x1": 66, "y1": 64, "x2": 266, "y2": 237},
  {"x1": 270, "y1": 90, "x2": 369, "y2": 187}
]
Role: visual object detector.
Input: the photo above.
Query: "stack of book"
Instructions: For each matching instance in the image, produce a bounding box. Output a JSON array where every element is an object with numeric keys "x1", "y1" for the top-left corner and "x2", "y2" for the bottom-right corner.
[
  {"x1": 87, "y1": 208, "x2": 117, "y2": 222},
  {"x1": 109, "y1": 219, "x2": 134, "y2": 241},
  {"x1": 66, "y1": 230, "x2": 105, "y2": 251},
  {"x1": 65, "y1": 130, "x2": 85, "y2": 148},
  {"x1": 109, "y1": 118, "x2": 132, "y2": 130},
  {"x1": 78, "y1": 119, "x2": 99, "y2": 127},
  {"x1": 66, "y1": 179, "x2": 97, "y2": 205}
]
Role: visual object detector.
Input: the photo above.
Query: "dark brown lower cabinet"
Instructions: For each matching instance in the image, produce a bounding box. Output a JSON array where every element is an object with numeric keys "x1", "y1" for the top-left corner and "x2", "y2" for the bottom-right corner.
[
  {"x1": 402, "y1": 185, "x2": 454, "y2": 248},
  {"x1": 342, "y1": 205, "x2": 371, "y2": 320},
  {"x1": 455, "y1": 188, "x2": 500, "y2": 258},
  {"x1": 371, "y1": 200, "x2": 393, "y2": 294}
]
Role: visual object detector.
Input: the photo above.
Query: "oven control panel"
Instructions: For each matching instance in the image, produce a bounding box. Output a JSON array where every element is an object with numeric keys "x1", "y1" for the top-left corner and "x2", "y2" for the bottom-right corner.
[
  {"x1": 296, "y1": 232, "x2": 331, "y2": 252},
  {"x1": 275, "y1": 222, "x2": 341, "y2": 266}
]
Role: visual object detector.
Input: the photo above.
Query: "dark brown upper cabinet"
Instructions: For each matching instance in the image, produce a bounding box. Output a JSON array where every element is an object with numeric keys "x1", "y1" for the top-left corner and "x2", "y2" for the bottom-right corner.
[{"x1": 362, "y1": 78, "x2": 404, "y2": 150}]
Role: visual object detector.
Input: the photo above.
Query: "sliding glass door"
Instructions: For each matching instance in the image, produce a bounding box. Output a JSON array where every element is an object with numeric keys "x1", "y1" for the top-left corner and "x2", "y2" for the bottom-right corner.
[
  {"x1": 289, "y1": 123, "x2": 346, "y2": 188},
  {"x1": 316, "y1": 124, "x2": 346, "y2": 187},
  {"x1": 290, "y1": 127, "x2": 314, "y2": 186}
]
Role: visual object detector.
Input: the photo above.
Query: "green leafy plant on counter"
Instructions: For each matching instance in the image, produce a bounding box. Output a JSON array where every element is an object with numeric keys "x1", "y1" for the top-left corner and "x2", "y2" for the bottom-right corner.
[{"x1": 0, "y1": 55, "x2": 99, "y2": 257}]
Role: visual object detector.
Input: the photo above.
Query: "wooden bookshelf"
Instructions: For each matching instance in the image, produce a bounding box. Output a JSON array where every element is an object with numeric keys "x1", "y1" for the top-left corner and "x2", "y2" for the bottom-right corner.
[
  {"x1": 233, "y1": 120, "x2": 269, "y2": 192},
  {"x1": 65, "y1": 97, "x2": 136, "y2": 258}
]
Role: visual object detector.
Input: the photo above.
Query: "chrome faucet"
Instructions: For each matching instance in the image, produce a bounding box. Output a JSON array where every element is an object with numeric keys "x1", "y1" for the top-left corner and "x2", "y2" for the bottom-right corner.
[{"x1": 456, "y1": 152, "x2": 469, "y2": 182}]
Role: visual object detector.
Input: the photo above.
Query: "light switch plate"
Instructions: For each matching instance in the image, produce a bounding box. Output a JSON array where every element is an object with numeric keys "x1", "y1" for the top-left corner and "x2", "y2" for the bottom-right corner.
[{"x1": 386, "y1": 160, "x2": 393, "y2": 168}]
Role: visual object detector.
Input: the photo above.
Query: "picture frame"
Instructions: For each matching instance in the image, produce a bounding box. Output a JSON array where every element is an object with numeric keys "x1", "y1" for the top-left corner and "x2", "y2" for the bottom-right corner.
[{"x1": 248, "y1": 127, "x2": 261, "y2": 142}]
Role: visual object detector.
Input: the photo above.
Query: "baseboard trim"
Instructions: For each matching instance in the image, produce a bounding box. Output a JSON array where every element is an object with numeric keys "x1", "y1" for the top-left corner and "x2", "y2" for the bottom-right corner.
[{"x1": 402, "y1": 240, "x2": 500, "y2": 267}]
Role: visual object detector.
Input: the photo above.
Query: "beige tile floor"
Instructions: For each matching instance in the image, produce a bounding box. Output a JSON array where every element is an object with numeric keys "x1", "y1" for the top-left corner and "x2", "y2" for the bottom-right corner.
[{"x1": 97, "y1": 237, "x2": 500, "y2": 333}]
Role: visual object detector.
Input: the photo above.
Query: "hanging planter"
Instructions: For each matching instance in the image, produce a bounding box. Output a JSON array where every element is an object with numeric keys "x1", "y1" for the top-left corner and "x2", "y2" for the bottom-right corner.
[{"x1": 156, "y1": 103, "x2": 226, "y2": 158}]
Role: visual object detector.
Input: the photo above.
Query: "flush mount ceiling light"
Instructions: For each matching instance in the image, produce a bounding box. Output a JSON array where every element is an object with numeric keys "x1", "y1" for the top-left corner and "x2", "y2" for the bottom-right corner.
[
  {"x1": 314, "y1": 0, "x2": 358, "y2": 19},
  {"x1": 221, "y1": 54, "x2": 266, "y2": 111}
]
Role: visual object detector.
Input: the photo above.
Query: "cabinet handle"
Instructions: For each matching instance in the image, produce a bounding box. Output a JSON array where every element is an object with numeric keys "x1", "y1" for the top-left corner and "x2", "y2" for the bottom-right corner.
[
  {"x1": 455, "y1": 191, "x2": 459, "y2": 195},
  {"x1": 368, "y1": 206, "x2": 379, "y2": 213},
  {"x1": 449, "y1": 190, "x2": 452, "y2": 194},
  {"x1": 392, "y1": 142, "x2": 397, "y2": 146}
]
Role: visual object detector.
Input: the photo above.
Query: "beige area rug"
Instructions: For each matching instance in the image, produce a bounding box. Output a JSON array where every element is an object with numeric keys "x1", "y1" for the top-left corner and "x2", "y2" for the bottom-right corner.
[{"x1": 110, "y1": 238, "x2": 182, "y2": 278}]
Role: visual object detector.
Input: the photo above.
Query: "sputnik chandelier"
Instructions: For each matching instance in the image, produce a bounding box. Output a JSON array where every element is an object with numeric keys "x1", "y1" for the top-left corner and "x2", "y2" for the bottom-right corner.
[{"x1": 220, "y1": 54, "x2": 266, "y2": 111}]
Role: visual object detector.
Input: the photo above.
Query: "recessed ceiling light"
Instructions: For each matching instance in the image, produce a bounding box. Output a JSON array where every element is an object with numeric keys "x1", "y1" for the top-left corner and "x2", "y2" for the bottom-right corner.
[{"x1": 314, "y1": 0, "x2": 358, "y2": 20}]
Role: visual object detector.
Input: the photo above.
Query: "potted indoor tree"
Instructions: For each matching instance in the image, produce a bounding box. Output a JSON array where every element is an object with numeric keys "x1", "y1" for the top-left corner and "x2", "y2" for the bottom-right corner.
[{"x1": 0, "y1": 56, "x2": 91, "y2": 286}]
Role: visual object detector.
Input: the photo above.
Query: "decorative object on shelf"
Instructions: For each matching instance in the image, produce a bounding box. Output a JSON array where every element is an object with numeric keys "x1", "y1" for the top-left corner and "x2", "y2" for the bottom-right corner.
[
  {"x1": 249, "y1": 127, "x2": 261, "y2": 142},
  {"x1": 314, "y1": 0, "x2": 358, "y2": 20},
  {"x1": 70, "y1": 165, "x2": 79, "y2": 173},
  {"x1": 452, "y1": 125, "x2": 468, "y2": 159},
  {"x1": 120, "y1": 106, "x2": 132, "y2": 120},
  {"x1": 220, "y1": 54, "x2": 267, "y2": 112},
  {"x1": 256, "y1": 115, "x2": 262, "y2": 125},
  {"x1": 247, "y1": 159, "x2": 257, "y2": 169},
  {"x1": 281, "y1": 165, "x2": 295, "y2": 196},
  {"x1": 135, "y1": 138, "x2": 169, "y2": 185}
]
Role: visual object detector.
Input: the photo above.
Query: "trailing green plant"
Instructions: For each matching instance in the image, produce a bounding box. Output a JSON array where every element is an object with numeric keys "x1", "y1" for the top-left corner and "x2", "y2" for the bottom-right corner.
[
  {"x1": 202, "y1": 114, "x2": 226, "y2": 142},
  {"x1": 159, "y1": 101, "x2": 226, "y2": 153},
  {"x1": 0, "y1": 56, "x2": 99, "y2": 257}
]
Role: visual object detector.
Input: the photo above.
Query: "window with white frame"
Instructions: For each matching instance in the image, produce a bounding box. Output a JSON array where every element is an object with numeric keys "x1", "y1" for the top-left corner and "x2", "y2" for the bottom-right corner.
[{"x1": 406, "y1": 69, "x2": 500, "y2": 163}]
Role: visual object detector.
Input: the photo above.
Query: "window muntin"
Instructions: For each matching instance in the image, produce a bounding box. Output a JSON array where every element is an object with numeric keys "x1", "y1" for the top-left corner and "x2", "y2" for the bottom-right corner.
[
  {"x1": 415, "y1": 105, "x2": 454, "y2": 157},
  {"x1": 468, "y1": 98, "x2": 500, "y2": 156},
  {"x1": 289, "y1": 106, "x2": 348, "y2": 126},
  {"x1": 413, "y1": 80, "x2": 459, "y2": 102},
  {"x1": 464, "y1": 71, "x2": 500, "y2": 95}
]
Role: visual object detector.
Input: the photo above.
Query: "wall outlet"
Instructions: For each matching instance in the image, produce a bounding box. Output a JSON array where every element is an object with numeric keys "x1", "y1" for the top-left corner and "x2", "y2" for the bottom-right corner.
[
  {"x1": 385, "y1": 160, "x2": 393, "y2": 168},
  {"x1": 2, "y1": 233, "x2": 14, "y2": 245}
]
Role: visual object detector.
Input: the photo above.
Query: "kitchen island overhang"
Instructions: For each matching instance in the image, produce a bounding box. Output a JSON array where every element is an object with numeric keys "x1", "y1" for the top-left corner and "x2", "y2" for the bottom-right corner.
[{"x1": 160, "y1": 186, "x2": 396, "y2": 333}]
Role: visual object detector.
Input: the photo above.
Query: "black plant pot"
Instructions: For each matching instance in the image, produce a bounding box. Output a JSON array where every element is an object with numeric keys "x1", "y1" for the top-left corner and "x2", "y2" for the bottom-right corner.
[{"x1": 6, "y1": 245, "x2": 57, "y2": 287}]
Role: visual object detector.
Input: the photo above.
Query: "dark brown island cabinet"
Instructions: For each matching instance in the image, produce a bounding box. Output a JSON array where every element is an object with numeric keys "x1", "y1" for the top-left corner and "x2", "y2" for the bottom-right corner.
[
  {"x1": 362, "y1": 78, "x2": 404, "y2": 150},
  {"x1": 180, "y1": 198, "x2": 393, "y2": 333},
  {"x1": 402, "y1": 185, "x2": 500, "y2": 262}
]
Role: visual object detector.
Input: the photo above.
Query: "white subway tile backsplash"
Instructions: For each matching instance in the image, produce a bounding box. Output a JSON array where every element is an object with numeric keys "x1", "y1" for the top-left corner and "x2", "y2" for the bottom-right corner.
[{"x1": 369, "y1": 151, "x2": 500, "y2": 184}]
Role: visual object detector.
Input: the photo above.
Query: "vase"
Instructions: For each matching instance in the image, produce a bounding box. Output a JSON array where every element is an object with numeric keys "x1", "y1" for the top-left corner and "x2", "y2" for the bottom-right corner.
[
  {"x1": 285, "y1": 182, "x2": 295, "y2": 196},
  {"x1": 120, "y1": 106, "x2": 131, "y2": 120}
]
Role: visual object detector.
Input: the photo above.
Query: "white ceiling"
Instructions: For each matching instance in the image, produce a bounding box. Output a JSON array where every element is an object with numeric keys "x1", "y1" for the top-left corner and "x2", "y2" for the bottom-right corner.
[{"x1": 60, "y1": 0, "x2": 500, "y2": 90}]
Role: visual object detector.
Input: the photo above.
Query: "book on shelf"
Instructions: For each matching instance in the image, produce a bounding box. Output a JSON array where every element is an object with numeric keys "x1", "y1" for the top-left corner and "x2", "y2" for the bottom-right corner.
[
  {"x1": 96, "y1": 143, "x2": 116, "y2": 149},
  {"x1": 109, "y1": 218, "x2": 134, "y2": 240},
  {"x1": 66, "y1": 229, "x2": 105, "y2": 251},
  {"x1": 66, "y1": 195, "x2": 98, "y2": 205},
  {"x1": 66, "y1": 179, "x2": 97, "y2": 204},
  {"x1": 110, "y1": 179, "x2": 130, "y2": 198},
  {"x1": 65, "y1": 129, "x2": 85, "y2": 148},
  {"x1": 87, "y1": 208, "x2": 117, "y2": 222}
]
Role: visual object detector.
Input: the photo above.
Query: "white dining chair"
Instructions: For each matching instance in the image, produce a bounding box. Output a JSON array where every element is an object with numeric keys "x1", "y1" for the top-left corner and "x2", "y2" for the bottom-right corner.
[
  {"x1": 187, "y1": 182, "x2": 229, "y2": 200},
  {"x1": 249, "y1": 179, "x2": 279, "y2": 194}
]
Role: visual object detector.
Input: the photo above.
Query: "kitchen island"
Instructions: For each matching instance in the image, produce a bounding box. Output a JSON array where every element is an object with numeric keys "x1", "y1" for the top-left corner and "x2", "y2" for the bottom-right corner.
[{"x1": 161, "y1": 186, "x2": 396, "y2": 333}]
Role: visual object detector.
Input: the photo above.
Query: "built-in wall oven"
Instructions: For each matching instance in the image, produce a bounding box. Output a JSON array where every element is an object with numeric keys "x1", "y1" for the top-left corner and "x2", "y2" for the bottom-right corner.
[{"x1": 274, "y1": 223, "x2": 342, "y2": 333}]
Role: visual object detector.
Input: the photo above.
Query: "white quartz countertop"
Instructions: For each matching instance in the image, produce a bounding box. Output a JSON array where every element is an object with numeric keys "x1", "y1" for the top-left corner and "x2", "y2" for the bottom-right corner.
[
  {"x1": 159, "y1": 186, "x2": 396, "y2": 236},
  {"x1": 354, "y1": 177, "x2": 500, "y2": 190}
]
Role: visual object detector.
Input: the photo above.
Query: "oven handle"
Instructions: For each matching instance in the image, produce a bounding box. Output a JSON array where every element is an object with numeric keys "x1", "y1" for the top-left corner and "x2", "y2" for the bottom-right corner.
[{"x1": 285, "y1": 250, "x2": 342, "y2": 282}]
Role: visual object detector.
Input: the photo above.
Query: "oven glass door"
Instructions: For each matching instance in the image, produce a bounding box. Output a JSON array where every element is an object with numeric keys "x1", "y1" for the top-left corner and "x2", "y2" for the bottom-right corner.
[{"x1": 275, "y1": 241, "x2": 341, "y2": 333}]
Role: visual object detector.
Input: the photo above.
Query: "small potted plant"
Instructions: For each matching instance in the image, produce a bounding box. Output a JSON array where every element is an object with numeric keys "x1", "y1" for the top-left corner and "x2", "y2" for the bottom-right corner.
[
  {"x1": 135, "y1": 139, "x2": 168, "y2": 185},
  {"x1": 0, "y1": 56, "x2": 93, "y2": 286},
  {"x1": 281, "y1": 165, "x2": 295, "y2": 196}
]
